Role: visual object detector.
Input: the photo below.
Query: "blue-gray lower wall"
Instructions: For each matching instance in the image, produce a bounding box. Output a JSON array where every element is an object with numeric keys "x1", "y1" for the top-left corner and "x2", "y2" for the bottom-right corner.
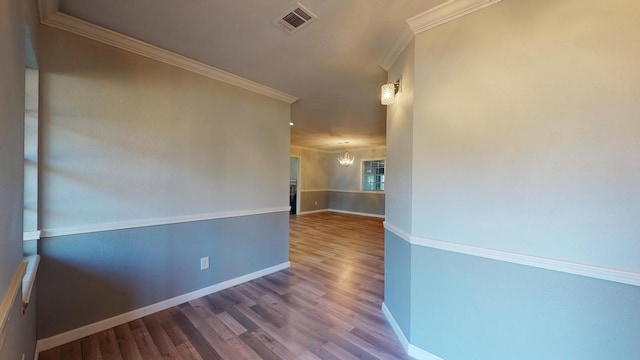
[
  {"x1": 384, "y1": 236, "x2": 640, "y2": 359},
  {"x1": 330, "y1": 191, "x2": 385, "y2": 216},
  {"x1": 37, "y1": 211, "x2": 289, "y2": 339},
  {"x1": 300, "y1": 191, "x2": 329, "y2": 213},
  {"x1": 384, "y1": 230, "x2": 411, "y2": 337}
]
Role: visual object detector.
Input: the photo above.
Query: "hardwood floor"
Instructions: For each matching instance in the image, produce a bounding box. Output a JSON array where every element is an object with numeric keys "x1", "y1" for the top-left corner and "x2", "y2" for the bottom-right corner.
[{"x1": 39, "y1": 212, "x2": 410, "y2": 360}]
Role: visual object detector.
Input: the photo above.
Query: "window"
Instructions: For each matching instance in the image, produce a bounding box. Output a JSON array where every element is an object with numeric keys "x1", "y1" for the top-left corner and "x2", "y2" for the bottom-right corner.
[{"x1": 362, "y1": 159, "x2": 384, "y2": 191}]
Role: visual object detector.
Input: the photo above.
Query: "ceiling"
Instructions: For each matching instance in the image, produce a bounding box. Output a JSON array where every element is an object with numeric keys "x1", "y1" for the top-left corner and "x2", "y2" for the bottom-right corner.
[{"x1": 54, "y1": 0, "x2": 445, "y2": 151}]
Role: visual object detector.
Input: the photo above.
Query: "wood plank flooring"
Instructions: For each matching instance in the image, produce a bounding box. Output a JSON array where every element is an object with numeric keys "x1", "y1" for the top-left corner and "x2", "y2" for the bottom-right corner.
[{"x1": 39, "y1": 212, "x2": 410, "y2": 360}]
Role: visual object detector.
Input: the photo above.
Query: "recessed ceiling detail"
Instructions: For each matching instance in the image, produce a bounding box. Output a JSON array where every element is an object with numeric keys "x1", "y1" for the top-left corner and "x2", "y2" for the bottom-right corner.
[{"x1": 273, "y1": 3, "x2": 317, "y2": 34}]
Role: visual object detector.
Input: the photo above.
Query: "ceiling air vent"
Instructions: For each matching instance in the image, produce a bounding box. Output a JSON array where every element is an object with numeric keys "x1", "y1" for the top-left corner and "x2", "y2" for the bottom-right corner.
[{"x1": 273, "y1": 3, "x2": 318, "y2": 34}]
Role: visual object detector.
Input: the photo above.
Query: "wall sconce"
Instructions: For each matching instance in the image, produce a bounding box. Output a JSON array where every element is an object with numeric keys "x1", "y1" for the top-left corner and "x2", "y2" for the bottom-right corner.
[{"x1": 381, "y1": 79, "x2": 401, "y2": 105}]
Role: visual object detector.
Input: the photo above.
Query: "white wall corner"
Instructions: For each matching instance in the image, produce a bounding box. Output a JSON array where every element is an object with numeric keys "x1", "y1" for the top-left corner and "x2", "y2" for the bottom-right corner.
[
  {"x1": 407, "y1": 0, "x2": 502, "y2": 34},
  {"x1": 381, "y1": 303, "x2": 445, "y2": 360},
  {"x1": 379, "y1": 25, "x2": 414, "y2": 71},
  {"x1": 383, "y1": 221, "x2": 412, "y2": 243},
  {"x1": 36, "y1": 0, "x2": 298, "y2": 104},
  {"x1": 37, "y1": 0, "x2": 59, "y2": 21},
  {"x1": 23, "y1": 231, "x2": 41, "y2": 241}
]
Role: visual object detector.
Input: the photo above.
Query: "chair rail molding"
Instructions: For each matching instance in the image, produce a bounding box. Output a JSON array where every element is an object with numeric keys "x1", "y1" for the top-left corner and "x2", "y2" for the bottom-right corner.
[
  {"x1": 41, "y1": 206, "x2": 291, "y2": 238},
  {"x1": 0, "y1": 262, "x2": 28, "y2": 351},
  {"x1": 383, "y1": 222, "x2": 640, "y2": 287}
]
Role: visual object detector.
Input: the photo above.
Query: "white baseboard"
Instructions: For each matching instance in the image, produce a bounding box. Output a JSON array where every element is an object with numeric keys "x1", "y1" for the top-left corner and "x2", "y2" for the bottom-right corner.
[
  {"x1": 328, "y1": 209, "x2": 385, "y2": 218},
  {"x1": 381, "y1": 302, "x2": 445, "y2": 360},
  {"x1": 299, "y1": 209, "x2": 385, "y2": 218},
  {"x1": 381, "y1": 302, "x2": 409, "y2": 351},
  {"x1": 299, "y1": 209, "x2": 328, "y2": 215},
  {"x1": 36, "y1": 261, "x2": 290, "y2": 352}
]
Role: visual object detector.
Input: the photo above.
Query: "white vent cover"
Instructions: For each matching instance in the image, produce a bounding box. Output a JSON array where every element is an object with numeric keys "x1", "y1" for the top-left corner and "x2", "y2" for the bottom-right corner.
[{"x1": 273, "y1": 3, "x2": 318, "y2": 34}]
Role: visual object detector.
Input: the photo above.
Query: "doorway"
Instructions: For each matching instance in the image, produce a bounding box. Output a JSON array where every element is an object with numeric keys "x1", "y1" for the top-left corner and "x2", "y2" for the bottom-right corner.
[{"x1": 289, "y1": 156, "x2": 301, "y2": 215}]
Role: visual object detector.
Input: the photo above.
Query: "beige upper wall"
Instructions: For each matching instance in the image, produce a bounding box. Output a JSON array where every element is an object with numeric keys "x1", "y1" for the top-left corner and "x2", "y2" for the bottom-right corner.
[
  {"x1": 39, "y1": 26, "x2": 291, "y2": 230},
  {"x1": 0, "y1": 0, "x2": 26, "y2": 298},
  {"x1": 385, "y1": 39, "x2": 414, "y2": 233},
  {"x1": 410, "y1": 0, "x2": 640, "y2": 271},
  {"x1": 330, "y1": 147, "x2": 386, "y2": 192},
  {"x1": 290, "y1": 146, "x2": 330, "y2": 191},
  {"x1": 291, "y1": 146, "x2": 386, "y2": 192}
]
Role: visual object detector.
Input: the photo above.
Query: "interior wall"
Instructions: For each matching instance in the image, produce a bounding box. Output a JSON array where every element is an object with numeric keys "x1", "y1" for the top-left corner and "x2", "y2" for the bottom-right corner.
[
  {"x1": 385, "y1": 39, "x2": 414, "y2": 233},
  {"x1": 39, "y1": 27, "x2": 290, "y2": 230},
  {"x1": 37, "y1": 25, "x2": 291, "y2": 339},
  {"x1": 412, "y1": 0, "x2": 640, "y2": 272},
  {"x1": 0, "y1": 0, "x2": 37, "y2": 359},
  {"x1": 329, "y1": 147, "x2": 386, "y2": 191},
  {"x1": 290, "y1": 146, "x2": 330, "y2": 213},
  {"x1": 329, "y1": 147, "x2": 386, "y2": 216},
  {"x1": 291, "y1": 146, "x2": 386, "y2": 215},
  {"x1": 383, "y1": 38, "x2": 415, "y2": 340},
  {"x1": 24, "y1": 68, "x2": 38, "y2": 233},
  {"x1": 0, "y1": 0, "x2": 25, "y2": 302},
  {"x1": 382, "y1": 0, "x2": 640, "y2": 358}
]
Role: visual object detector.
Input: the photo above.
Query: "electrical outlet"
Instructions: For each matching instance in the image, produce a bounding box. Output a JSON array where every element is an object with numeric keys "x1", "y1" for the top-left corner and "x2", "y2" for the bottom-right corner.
[{"x1": 200, "y1": 256, "x2": 209, "y2": 270}]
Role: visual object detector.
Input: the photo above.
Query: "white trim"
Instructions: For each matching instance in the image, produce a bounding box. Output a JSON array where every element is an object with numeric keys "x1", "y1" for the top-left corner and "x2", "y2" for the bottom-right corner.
[
  {"x1": 329, "y1": 145, "x2": 388, "y2": 154},
  {"x1": 360, "y1": 157, "x2": 386, "y2": 193},
  {"x1": 382, "y1": 303, "x2": 445, "y2": 360},
  {"x1": 37, "y1": 1, "x2": 298, "y2": 104},
  {"x1": 290, "y1": 145, "x2": 387, "y2": 154},
  {"x1": 381, "y1": 303, "x2": 409, "y2": 351},
  {"x1": 382, "y1": 221, "x2": 411, "y2": 243},
  {"x1": 290, "y1": 155, "x2": 302, "y2": 215},
  {"x1": 383, "y1": 222, "x2": 640, "y2": 287},
  {"x1": 0, "y1": 262, "x2": 28, "y2": 351},
  {"x1": 328, "y1": 209, "x2": 384, "y2": 219},
  {"x1": 33, "y1": 342, "x2": 40, "y2": 360},
  {"x1": 379, "y1": 25, "x2": 414, "y2": 71},
  {"x1": 23, "y1": 230, "x2": 41, "y2": 241},
  {"x1": 409, "y1": 343, "x2": 446, "y2": 360},
  {"x1": 299, "y1": 209, "x2": 328, "y2": 215},
  {"x1": 328, "y1": 189, "x2": 386, "y2": 194},
  {"x1": 407, "y1": 0, "x2": 502, "y2": 34},
  {"x1": 40, "y1": 206, "x2": 290, "y2": 238},
  {"x1": 290, "y1": 145, "x2": 334, "y2": 154},
  {"x1": 22, "y1": 255, "x2": 40, "y2": 313},
  {"x1": 300, "y1": 189, "x2": 386, "y2": 194},
  {"x1": 36, "y1": 261, "x2": 290, "y2": 352}
]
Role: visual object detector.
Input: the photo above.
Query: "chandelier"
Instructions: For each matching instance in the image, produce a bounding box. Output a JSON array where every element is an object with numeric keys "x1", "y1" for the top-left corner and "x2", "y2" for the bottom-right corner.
[{"x1": 338, "y1": 151, "x2": 354, "y2": 166}]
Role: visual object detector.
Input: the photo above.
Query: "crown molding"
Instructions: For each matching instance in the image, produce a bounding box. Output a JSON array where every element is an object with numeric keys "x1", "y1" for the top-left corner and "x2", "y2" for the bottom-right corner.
[
  {"x1": 379, "y1": 0, "x2": 501, "y2": 70},
  {"x1": 37, "y1": 1, "x2": 298, "y2": 104},
  {"x1": 407, "y1": 0, "x2": 502, "y2": 35},
  {"x1": 379, "y1": 25, "x2": 414, "y2": 71}
]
